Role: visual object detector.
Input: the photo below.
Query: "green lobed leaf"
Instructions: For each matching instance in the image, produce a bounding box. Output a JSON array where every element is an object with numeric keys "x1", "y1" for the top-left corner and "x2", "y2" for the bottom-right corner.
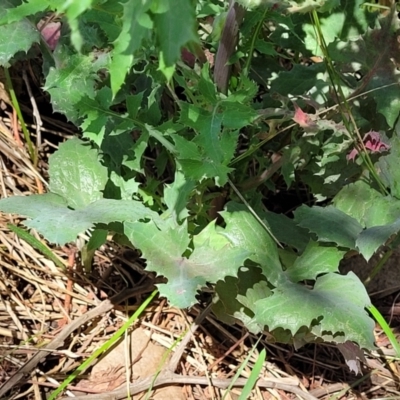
[
  {"x1": 163, "y1": 171, "x2": 195, "y2": 222},
  {"x1": 278, "y1": 248, "x2": 298, "y2": 270},
  {"x1": 363, "y1": 196, "x2": 400, "y2": 229},
  {"x1": 83, "y1": 1, "x2": 123, "y2": 42},
  {"x1": 101, "y1": 129, "x2": 135, "y2": 170},
  {"x1": 362, "y1": 13, "x2": 400, "y2": 127},
  {"x1": 145, "y1": 123, "x2": 176, "y2": 154},
  {"x1": 154, "y1": 0, "x2": 198, "y2": 80},
  {"x1": 108, "y1": 172, "x2": 140, "y2": 200},
  {"x1": 43, "y1": 46, "x2": 107, "y2": 122},
  {"x1": 0, "y1": 193, "x2": 67, "y2": 219},
  {"x1": 333, "y1": 181, "x2": 400, "y2": 228},
  {"x1": 0, "y1": 0, "x2": 57, "y2": 25},
  {"x1": 255, "y1": 38, "x2": 277, "y2": 56},
  {"x1": 178, "y1": 159, "x2": 233, "y2": 186},
  {"x1": 219, "y1": 202, "x2": 283, "y2": 285},
  {"x1": 294, "y1": 205, "x2": 363, "y2": 249},
  {"x1": 285, "y1": 240, "x2": 345, "y2": 282},
  {"x1": 125, "y1": 219, "x2": 251, "y2": 308},
  {"x1": 169, "y1": 133, "x2": 199, "y2": 159},
  {"x1": 213, "y1": 271, "x2": 269, "y2": 329},
  {"x1": 198, "y1": 63, "x2": 217, "y2": 103},
  {"x1": 126, "y1": 92, "x2": 144, "y2": 119},
  {"x1": 268, "y1": 12, "x2": 306, "y2": 54},
  {"x1": 0, "y1": 194, "x2": 161, "y2": 245},
  {"x1": 221, "y1": 101, "x2": 258, "y2": 129},
  {"x1": 75, "y1": 23, "x2": 108, "y2": 52},
  {"x1": 326, "y1": 11, "x2": 400, "y2": 127},
  {"x1": 48, "y1": 138, "x2": 108, "y2": 209},
  {"x1": 58, "y1": 0, "x2": 94, "y2": 51},
  {"x1": 78, "y1": 87, "x2": 113, "y2": 145},
  {"x1": 226, "y1": 74, "x2": 259, "y2": 104},
  {"x1": 198, "y1": 2, "x2": 224, "y2": 17},
  {"x1": 299, "y1": 156, "x2": 362, "y2": 200},
  {"x1": 301, "y1": 0, "x2": 373, "y2": 52},
  {"x1": 179, "y1": 103, "x2": 222, "y2": 142},
  {"x1": 333, "y1": 181, "x2": 382, "y2": 227},
  {"x1": 262, "y1": 210, "x2": 310, "y2": 252},
  {"x1": 253, "y1": 272, "x2": 375, "y2": 349},
  {"x1": 378, "y1": 136, "x2": 400, "y2": 199},
  {"x1": 270, "y1": 63, "x2": 327, "y2": 103},
  {"x1": 0, "y1": 1, "x2": 41, "y2": 66},
  {"x1": 109, "y1": 0, "x2": 152, "y2": 96},
  {"x1": 123, "y1": 130, "x2": 149, "y2": 173},
  {"x1": 374, "y1": 81, "x2": 400, "y2": 128},
  {"x1": 177, "y1": 102, "x2": 252, "y2": 185},
  {"x1": 177, "y1": 104, "x2": 228, "y2": 184},
  {"x1": 0, "y1": 0, "x2": 388, "y2": 356},
  {"x1": 212, "y1": 280, "x2": 240, "y2": 326},
  {"x1": 356, "y1": 219, "x2": 400, "y2": 261}
]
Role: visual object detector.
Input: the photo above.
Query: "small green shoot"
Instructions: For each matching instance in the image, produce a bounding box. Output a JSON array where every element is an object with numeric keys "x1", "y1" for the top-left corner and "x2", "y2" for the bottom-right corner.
[
  {"x1": 222, "y1": 337, "x2": 262, "y2": 400},
  {"x1": 238, "y1": 348, "x2": 266, "y2": 400},
  {"x1": 3, "y1": 68, "x2": 36, "y2": 164},
  {"x1": 367, "y1": 304, "x2": 400, "y2": 358}
]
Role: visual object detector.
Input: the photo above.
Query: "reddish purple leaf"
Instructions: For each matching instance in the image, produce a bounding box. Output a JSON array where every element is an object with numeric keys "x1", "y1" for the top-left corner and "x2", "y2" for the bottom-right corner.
[
  {"x1": 292, "y1": 103, "x2": 318, "y2": 132},
  {"x1": 364, "y1": 131, "x2": 390, "y2": 153},
  {"x1": 347, "y1": 131, "x2": 390, "y2": 161}
]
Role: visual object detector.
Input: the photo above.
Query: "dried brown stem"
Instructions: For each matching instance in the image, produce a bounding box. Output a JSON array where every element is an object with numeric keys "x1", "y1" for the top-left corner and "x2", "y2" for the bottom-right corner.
[
  {"x1": 214, "y1": 1, "x2": 245, "y2": 94},
  {"x1": 61, "y1": 371, "x2": 316, "y2": 400}
]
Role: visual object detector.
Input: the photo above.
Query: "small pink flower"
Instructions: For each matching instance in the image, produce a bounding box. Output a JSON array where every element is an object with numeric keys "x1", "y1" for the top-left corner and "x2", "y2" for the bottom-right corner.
[{"x1": 347, "y1": 131, "x2": 390, "y2": 161}]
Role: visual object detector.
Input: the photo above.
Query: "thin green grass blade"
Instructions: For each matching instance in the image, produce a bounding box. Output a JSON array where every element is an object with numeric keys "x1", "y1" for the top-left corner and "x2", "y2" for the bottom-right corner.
[
  {"x1": 367, "y1": 304, "x2": 400, "y2": 358},
  {"x1": 7, "y1": 223, "x2": 66, "y2": 271},
  {"x1": 222, "y1": 337, "x2": 262, "y2": 400},
  {"x1": 238, "y1": 348, "x2": 266, "y2": 400},
  {"x1": 48, "y1": 289, "x2": 158, "y2": 400},
  {"x1": 4, "y1": 67, "x2": 36, "y2": 164}
]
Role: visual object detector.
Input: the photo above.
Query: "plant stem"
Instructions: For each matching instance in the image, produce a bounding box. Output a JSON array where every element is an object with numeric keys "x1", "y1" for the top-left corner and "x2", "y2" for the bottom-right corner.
[{"x1": 243, "y1": 8, "x2": 268, "y2": 76}]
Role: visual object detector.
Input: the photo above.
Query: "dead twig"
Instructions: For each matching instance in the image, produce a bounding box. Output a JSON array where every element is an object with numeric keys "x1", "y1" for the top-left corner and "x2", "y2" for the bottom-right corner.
[
  {"x1": 168, "y1": 302, "x2": 213, "y2": 372},
  {"x1": 60, "y1": 371, "x2": 316, "y2": 400},
  {"x1": 213, "y1": 0, "x2": 245, "y2": 93},
  {"x1": 207, "y1": 332, "x2": 249, "y2": 371}
]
